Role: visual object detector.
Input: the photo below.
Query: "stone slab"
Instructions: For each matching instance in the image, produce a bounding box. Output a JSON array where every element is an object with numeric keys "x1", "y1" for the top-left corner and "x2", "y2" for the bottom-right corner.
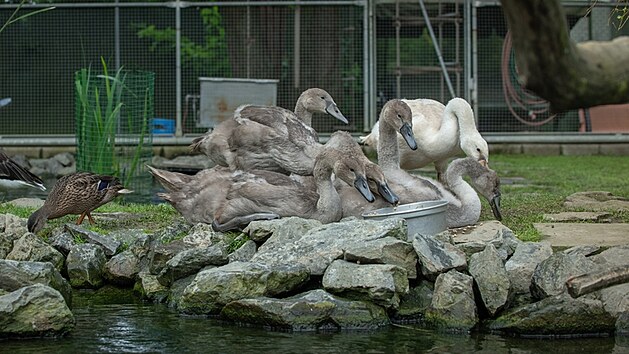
[
  {"x1": 534, "y1": 223, "x2": 629, "y2": 247},
  {"x1": 543, "y1": 212, "x2": 612, "y2": 222}
]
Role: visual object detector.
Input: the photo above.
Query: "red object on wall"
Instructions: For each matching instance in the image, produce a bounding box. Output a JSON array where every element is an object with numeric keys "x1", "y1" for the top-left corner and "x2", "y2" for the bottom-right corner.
[{"x1": 579, "y1": 104, "x2": 629, "y2": 132}]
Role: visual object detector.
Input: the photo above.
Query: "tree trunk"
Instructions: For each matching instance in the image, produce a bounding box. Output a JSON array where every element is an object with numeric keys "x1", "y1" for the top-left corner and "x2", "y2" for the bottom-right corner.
[{"x1": 500, "y1": 0, "x2": 629, "y2": 112}]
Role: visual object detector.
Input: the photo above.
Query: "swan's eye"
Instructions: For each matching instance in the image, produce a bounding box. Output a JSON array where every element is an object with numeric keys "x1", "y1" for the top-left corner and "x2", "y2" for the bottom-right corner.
[
  {"x1": 397, "y1": 114, "x2": 401, "y2": 118},
  {"x1": 477, "y1": 148, "x2": 481, "y2": 152},
  {"x1": 321, "y1": 96, "x2": 325, "y2": 100}
]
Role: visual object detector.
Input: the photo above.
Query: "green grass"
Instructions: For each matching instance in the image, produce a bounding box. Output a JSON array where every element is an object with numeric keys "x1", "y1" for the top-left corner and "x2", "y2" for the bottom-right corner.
[
  {"x1": 477, "y1": 154, "x2": 629, "y2": 241},
  {"x1": 1, "y1": 154, "x2": 627, "y2": 243}
]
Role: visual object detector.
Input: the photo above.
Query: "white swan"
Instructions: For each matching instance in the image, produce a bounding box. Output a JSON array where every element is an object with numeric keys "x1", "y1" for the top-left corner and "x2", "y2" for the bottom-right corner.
[
  {"x1": 360, "y1": 97, "x2": 489, "y2": 181},
  {"x1": 374, "y1": 99, "x2": 501, "y2": 228},
  {"x1": 190, "y1": 88, "x2": 347, "y2": 170}
]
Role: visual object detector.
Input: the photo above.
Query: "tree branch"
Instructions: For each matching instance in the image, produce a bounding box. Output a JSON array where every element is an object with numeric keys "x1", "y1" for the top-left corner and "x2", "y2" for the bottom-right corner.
[{"x1": 500, "y1": 0, "x2": 629, "y2": 112}]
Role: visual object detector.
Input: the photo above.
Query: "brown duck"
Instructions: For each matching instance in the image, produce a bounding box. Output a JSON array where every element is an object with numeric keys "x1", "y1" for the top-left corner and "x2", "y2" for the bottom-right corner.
[{"x1": 27, "y1": 172, "x2": 133, "y2": 233}]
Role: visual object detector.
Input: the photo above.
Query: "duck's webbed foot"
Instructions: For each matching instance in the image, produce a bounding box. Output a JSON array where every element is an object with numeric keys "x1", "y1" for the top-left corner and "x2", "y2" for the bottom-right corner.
[{"x1": 212, "y1": 213, "x2": 281, "y2": 232}]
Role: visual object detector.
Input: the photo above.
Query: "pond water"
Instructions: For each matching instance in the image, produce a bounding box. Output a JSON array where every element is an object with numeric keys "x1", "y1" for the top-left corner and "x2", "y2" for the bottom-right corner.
[{"x1": 1, "y1": 287, "x2": 626, "y2": 354}]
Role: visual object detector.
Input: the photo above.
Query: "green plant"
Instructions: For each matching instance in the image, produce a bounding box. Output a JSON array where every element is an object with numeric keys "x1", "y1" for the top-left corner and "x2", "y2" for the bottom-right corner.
[
  {"x1": 135, "y1": 7, "x2": 231, "y2": 78},
  {"x1": 0, "y1": 0, "x2": 55, "y2": 35},
  {"x1": 75, "y1": 57, "x2": 125, "y2": 176},
  {"x1": 75, "y1": 58, "x2": 152, "y2": 187}
]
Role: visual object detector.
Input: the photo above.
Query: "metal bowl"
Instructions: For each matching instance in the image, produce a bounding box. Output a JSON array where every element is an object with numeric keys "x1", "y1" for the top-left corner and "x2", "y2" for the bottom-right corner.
[{"x1": 362, "y1": 200, "x2": 448, "y2": 237}]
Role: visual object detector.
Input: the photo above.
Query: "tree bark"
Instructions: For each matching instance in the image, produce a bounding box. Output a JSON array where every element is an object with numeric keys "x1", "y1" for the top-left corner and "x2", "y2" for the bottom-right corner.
[{"x1": 500, "y1": 0, "x2": 629, "y2": 112}]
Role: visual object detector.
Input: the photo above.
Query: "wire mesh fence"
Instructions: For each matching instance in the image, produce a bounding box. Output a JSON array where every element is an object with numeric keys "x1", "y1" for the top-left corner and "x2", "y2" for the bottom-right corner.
[
  {"x1": 74, "y1": 67, "x2": 154, "y2": 194},
  {"x1": 0, "y1": 0, "x2": 627, "y2": 140}
]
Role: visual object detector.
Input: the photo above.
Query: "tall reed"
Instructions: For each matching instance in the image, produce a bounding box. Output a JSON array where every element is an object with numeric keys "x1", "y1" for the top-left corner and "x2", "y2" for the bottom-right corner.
[{"x1": 75, "y1": 58, "x2": 152, "y2": 187}]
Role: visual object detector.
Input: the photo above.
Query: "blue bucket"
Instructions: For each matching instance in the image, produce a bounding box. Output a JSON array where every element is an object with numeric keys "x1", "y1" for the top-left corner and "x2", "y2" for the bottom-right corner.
[{"x1": 151, "y1": 118, "x2": 175, "y2": 135}]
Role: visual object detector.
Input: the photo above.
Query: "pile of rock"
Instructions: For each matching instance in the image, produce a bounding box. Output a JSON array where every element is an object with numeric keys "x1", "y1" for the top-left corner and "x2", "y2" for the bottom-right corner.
[{"x1": 1, "y1": 210, "x2": 628, "y2": 338}]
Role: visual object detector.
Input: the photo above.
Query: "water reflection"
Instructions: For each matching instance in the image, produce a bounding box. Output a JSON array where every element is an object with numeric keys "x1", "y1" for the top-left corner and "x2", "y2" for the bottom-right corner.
[{"x1": 0, "y1": 287, "x2": 625, "y2": 354}]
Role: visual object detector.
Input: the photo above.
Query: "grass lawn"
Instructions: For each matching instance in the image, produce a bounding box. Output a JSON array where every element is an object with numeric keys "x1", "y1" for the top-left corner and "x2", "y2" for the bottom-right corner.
[
  {"x1": 479, "y1": 154, "x2": 629, "y2": 241},
  {"x1": 0, "y1": 154, "x2": 627, "y2": 242}
]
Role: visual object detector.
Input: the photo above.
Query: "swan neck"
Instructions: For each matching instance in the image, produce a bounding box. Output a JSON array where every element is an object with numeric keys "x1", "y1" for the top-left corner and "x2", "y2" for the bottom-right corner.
[
  {"x1": 377, "y1": 118, "x2": 400, "y2": 170},
  {"x1": 313, "y1": 165, "x2": 341, "y2": 221},
  {"x1": 294, "y1": 103, "x2": 313, "y2": 126}
]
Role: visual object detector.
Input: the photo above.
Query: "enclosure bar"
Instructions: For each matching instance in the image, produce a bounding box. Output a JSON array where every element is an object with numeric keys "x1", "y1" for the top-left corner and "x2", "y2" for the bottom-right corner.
[
  {"x1": 464, "y1": 0, "x2": 471, "y2": 101},
  {"x1": 418, "y1": 0, "x2": 456, "y2": 98},
  {"x1": 114, "y1": 0, "x2": 120, "y2": 70},
  {"x1": 395, "y1": 1, "x2": 401, "y2": 98},
  {"x1": 175, "y1": 0, "x2": 183, "y2": 137},
  {"x1": 294, "y1": 5, "x2": 301, "y2": 88},
  {"x1": 3, "y1": 134, "x2": 629, "y2": 146},
  {"x1": 471, "y1": 1, "x2": 479, "y2": 121},
  {"x1": 0, "y1": 1, "x2": 363, "y2": 9},
  {"x1": 365, "y1": 0, "x2": 376, "y2": 132}
]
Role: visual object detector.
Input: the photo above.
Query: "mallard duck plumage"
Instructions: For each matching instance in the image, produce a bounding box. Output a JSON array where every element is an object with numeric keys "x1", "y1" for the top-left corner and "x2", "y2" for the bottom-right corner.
[
  {"x1": 0, "y1": 150, "x2": 46, "y2": 191},
  {"x1": 27, "y1": 172, "x2": 133, "y2": 233}
]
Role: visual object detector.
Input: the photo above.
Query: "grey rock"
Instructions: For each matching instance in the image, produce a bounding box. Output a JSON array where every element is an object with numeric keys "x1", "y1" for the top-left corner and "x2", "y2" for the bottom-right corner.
[
  {"x1": 468, "y1": 244, "x2": 512, "y2": 317},
  {"x1": 425, "y1": 270, "x2": 478, "y2": 331},
  {"x1": 590, "y1": 244, "x2": 629, "y2": 268},
  {"x1": 157, "y1": 244, "x2": 228, "y2": 287},
  {"x1": 412, "y1": 233, "x2": 467, "y2": 281},
  {"x1": 148, "y1": 239, "x2": 188, "y2": 275},
  {"x1": 167, "y1": 274, "x2": 197, "y2": 310},
  {"x1": 617, "y1": 311, "x2": 629, "y2": 336},
  {"x1": 599, "y1": 283, "x2": 629, "y2": 317},
  {"x1": 244, "y1": 217, "x2": 322, "y2": 243},
  {"x1": 104, "y1": 249, "x2": 141, "y2": 286},
  {"x1": 395, "y1": 281, "x2": 434, "y2": 321},
  {"x1": 1, "y1": 213, "x2": 29, "y2": 237},
  {"x1": 48, "y1": 231, "x2": 77, "y2": 256},
  {"x1": 0, "y1": 259, "x2": 72, "y2": 305},
  {"x1": 52, "y1": 152, "x2": 75, "y2": 167},
  {"x1": 6, "y1": 233, "x2": 65, "y2": 271},
  {"x1": 0, "y1": 214, "x2": 28, "y2": 259},
  {"x1": 564, "y1": 191, "x2": 629, "y2": 212},
  {"x1": 2, "y1": 198, "x2": 44, "y2": 209},
  {"x1": 64, "y1": 224, "x2": 120, "y2": 256},
  {"x1": 453, "y1": 221, "x2": 520, "y2": 261},
  {"x1": 220, "y1": 289, "x2": 390, "y2": 331},
  {"x1": 178, "y1": 261, "x2": 309, "y2": 315},
  {"x1": 0, "y1": 284, "x2": 75, "y2": 338},
  {"x1": 322, "y1": 260, "x2": 409, "y2": 309},
  {"x1": 66, "y1": 243, "x2": 107, "y2": 289},
  {"x1": 228, "y1": 240, "x2": 257, "y2": 263},
  {"x1": 489, "y1": 294, "x2": 616, "y2": 335},
  {"x1": 562, "y1": 244, "x2": 601, "y2": 257},
  {"x1": 343, "y1": 236, "x2": 418, "y2": 279},
  {"x1": 135, "y1": 270, "x2": 169, "y2": 303},
  {"x1": 530, "y1": 252, "x2": 601, "y2": 300},
  {"x1": 182, "y1": 223, "x2": 224, "y2": 249},
  {"x1": 251, "y1": 217, "x2": 407, "y2": 276},
  {"x1": 505, "y1": 242, "x2": 553, "y2": 295}
]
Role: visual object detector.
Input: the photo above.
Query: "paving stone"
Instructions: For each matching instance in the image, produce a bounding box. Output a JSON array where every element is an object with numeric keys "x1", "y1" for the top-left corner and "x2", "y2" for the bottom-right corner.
[
  {"x1": 543, "y1": 212, "x2": 612, "y2": 222},
  {"x1": 534, "y1": 223, "x2": 629, "y2": 247}
]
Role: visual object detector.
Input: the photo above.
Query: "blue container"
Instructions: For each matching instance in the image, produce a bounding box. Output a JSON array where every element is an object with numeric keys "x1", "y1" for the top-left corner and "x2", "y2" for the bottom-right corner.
[{"x1": 151, "y1": 118, "x2": 175, "y2": 135}]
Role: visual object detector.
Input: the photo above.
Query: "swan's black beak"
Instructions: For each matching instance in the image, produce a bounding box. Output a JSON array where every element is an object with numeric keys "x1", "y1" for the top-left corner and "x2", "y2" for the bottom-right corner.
[
  {"x1": 354, "y1": 175, "x2": 375, "y2": 202},
  {"x1": 326, "y1": 101, "x2": 348, "y2": 124},
  {"x1": 490, "y1": 194, "x2": 502, "y2": 221},
  {"x1": 399, "y1": 123, "x2": 417, "y2": 150},
  {"x1": 378, "y1": 181, "x2": 399, "y2": 205}
]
